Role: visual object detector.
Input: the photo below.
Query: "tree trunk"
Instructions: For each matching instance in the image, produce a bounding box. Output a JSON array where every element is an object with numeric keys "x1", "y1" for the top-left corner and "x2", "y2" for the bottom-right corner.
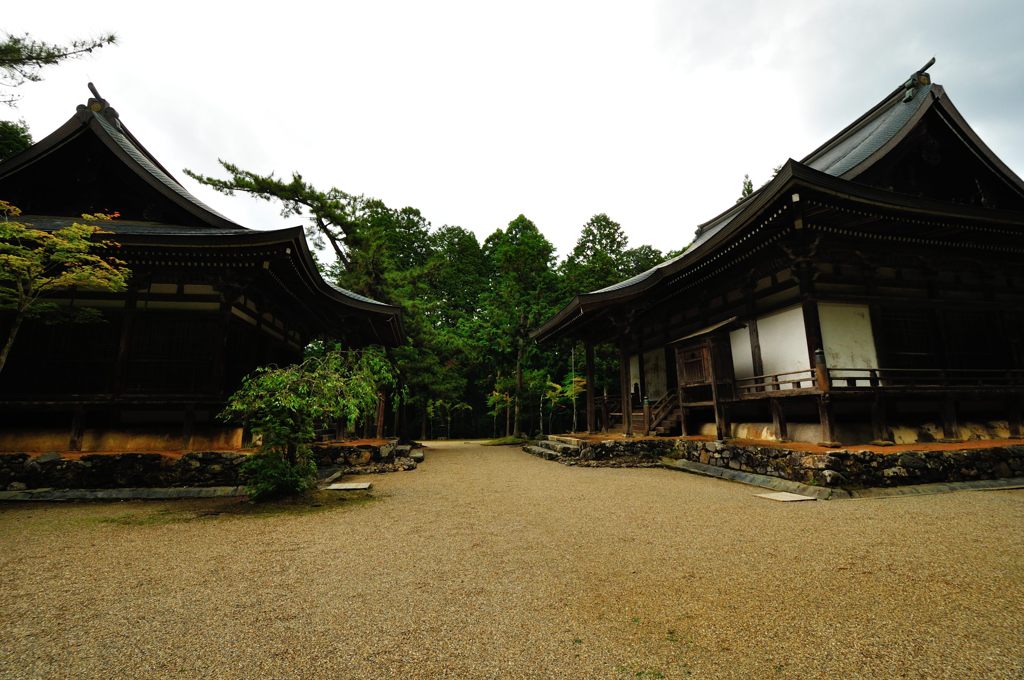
[
  {"x1": 514, "y1": 348, "x2": 523, "y2": 436},
  {"x1": 0, "y1": 309, "x2": 25, "y2": 375},
  {"x1": 375, "y1": 391, "x2": 386, "y2": 439},
  {"x1": 505, "y1": 403, "x2": 511, "y2": 437},
  {"x1": 421, "y1": 408, "x2": 428, "y2": 440}
]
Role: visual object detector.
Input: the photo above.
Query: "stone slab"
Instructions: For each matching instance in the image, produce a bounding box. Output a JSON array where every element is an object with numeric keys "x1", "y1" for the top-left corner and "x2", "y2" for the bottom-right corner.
[
  {"x1": 660, "y1": 457, "x2": 846, "y2": 499},
  {"x1": 326, "y1": 482, "x2": 372, "y2": 491},
  {"x1": 755, "y1": 491, "x2": 817, "y2": 502}
]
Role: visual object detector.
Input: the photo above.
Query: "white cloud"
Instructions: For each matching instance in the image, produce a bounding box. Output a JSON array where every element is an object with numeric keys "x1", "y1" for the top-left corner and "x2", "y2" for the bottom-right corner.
[{"x1": 5, "y1": 0, "x2": 1023, "y2": 259}]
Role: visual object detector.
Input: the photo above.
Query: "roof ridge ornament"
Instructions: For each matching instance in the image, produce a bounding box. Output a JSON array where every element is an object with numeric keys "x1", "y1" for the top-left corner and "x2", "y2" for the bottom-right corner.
[
  {"x1": 75, "y1": 81, "x2": 122, "y2": 129},
  {"x1": 902, "y1": 57, "x2": 936, "y2": 103}
]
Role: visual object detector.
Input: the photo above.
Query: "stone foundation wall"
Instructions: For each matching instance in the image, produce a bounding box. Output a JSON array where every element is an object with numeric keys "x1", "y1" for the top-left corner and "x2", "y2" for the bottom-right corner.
[
  {"x1": 576, "y1": 439, "x2": 1024, "y2": 488},
  {"x1": 0, "y1": 451, "x2": 248, "y2": 491}
]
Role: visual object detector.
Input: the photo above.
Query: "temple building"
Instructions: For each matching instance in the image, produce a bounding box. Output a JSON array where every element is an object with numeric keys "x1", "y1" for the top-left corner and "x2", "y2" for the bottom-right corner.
[
  {"x1": 0, "y1": 86, "x2": 402, "y2": 452},
  {"x1": 534, "y1": 62, "x2": 1024, "y2": 445}
]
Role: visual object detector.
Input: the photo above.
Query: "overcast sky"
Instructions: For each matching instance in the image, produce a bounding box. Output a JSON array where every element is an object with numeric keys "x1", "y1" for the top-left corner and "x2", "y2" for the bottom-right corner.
[{"x1": 5, "y1": 1, "x2": 1024, "y2": 260}]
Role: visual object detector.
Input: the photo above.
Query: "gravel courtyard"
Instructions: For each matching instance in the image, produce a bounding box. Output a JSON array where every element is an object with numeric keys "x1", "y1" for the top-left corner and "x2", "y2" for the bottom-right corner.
[{"x1": 2, "y1": 441, "x2": 1023, "y2": 679}]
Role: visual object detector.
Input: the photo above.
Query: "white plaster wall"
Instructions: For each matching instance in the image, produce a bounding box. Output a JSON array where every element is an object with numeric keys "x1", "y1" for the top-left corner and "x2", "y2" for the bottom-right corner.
[
  {"x1": 643, "y1": 348, "x2": 668, "y2": 399},
  {"x1": 757, "y1": 305, "x2": 811, "y2": 388},
  {"x1": 730, "y1": 327, "x2": 755, "y2": 380},
  {"x1": 819, "y1": 302, "x2": 879, "y2": 386}
]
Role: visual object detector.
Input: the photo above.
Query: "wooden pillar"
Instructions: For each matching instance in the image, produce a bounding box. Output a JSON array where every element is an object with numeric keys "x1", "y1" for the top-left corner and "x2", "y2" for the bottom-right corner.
[
  {"x1": 748, "y1": 317, "x2": 764, "y2": 385},
  {"x1": 214, "y1": 298, "x2": 232, "y2": 397},
  {"x1": 942, "y1": 396, "x2": 959, "y2": 440},
  {"x1": 637, "y1": 347, "x2": 647, "y2": 401},
  {"x1": 770, "y1": 399, "x2": 787, "y2": 441},
  {"x1": 744, "y1": 282, "x2": 764, "y2": 383},
  {"x1": 619, "y1": 340, "x2": 632, "y2": 436},
  {"x1": 113, "y1": 290, "x2": 137, "y2": 395},
  {"x1": 182, "y1": 404, "x2": 196, "y2": 450},
  {"x1": 585, "y1": 342, "x2": 596, "y2": 433},
  {"x1": 871, "y1": 394, "x2": 889, "y2": 441},
  {"x1": 802, "y1": 299, "x2": 824, "y2": 373},
  {"x1": 69, "y1": 407, "x2": 85, "y2": 452},
  {"x1": 1008, "y1": 397, "x2": 1022, "y2": 439},
  {"x1": 818, "y1": 396, "x2": 836, "y2": 444},
  {"x1": 708, "y1": 340, "x2": 726, "y2": 440}
]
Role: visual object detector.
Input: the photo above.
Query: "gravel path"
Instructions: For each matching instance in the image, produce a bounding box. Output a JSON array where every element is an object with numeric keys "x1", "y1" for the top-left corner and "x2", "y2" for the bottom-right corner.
[{"x1": 2, "y1": 441, "x2": 1023, "y2": 679}]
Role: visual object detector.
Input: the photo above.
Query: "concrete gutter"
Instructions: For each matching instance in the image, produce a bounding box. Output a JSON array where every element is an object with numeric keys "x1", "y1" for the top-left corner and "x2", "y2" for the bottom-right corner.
[
  {"x1": 660, "y1": 457, "x2": 1024, "y2": 500},
  {"x1": 0, "y1": 486, "x2": 248, "y2": 502}
]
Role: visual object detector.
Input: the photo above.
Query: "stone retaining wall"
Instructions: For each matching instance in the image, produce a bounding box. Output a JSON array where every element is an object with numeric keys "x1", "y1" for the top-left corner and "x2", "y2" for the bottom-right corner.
[
  {"x1": 0, "y1": 451, "x2": 248, "y2": 491},
  {"x1": 575, "y1": 439, "x2": 1024, "y2": 488}
]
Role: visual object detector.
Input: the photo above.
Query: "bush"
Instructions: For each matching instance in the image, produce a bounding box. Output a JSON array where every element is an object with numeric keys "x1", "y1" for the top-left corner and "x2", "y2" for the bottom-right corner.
[{"x1": 240, "y1": 449, "x2": 317, "y2": 501}]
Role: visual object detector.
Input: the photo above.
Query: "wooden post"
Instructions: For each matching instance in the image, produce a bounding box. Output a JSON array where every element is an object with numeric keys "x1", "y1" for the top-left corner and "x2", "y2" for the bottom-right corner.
[
  {"x1": 1008, "y1": 397, "x2": 1022, "y2": 439},
  {"x1": 619, "y1": 340, "x2": 632, "y2": 436},
  {"x1": 113, "y1": 289, "x2": 136, "y2": 395},
  {"x1": 182, "y1": 404, "x2": 195, "y2": 450},
  {"x1": 214, "y1": 298, "x2": 232, "y2": 397},
  {"x1": 585, "y1": 342, "x2": 596, "y2": 433},
  {"x1": 802, "y1": 299, "x2": 824, "y2": 375},
  {"x1": 637, "y1": 348, "x2": 647, "y2": 402},
  {"x1": 708, "y1": 340, "x2": 726, "y2": 440},
  {"x1": 642, "y1": 399, "x2": 652, "y2": 436},
  {"x1": 814, "y1": 348, "x2": 830, "y2": 394},
  {"x1": 871, "y1": 394, "x2": 888, "y2": 441},
  {"x1": 818, "y1": 396, "x2": 836, "y2": 444},
  {"x1": 942, "y1": 396, "x2": 959, "y2": 440},
  {"x1": 770, "y1": 399, "x2": 787, "y2": 441},
  {"x1": 69, "y1": 407, "x2": 85, "y2": 452}
]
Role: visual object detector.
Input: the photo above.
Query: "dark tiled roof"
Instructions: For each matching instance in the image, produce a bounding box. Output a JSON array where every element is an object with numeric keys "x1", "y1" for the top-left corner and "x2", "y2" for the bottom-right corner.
[{"x1": 92, "y1": 114, "x2": 243, "y2": 230}]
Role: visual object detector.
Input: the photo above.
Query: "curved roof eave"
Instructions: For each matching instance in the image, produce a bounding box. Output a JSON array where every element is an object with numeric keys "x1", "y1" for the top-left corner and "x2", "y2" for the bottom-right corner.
[
  {"x1": 532, "y1": 161, "x2": 804, "y2": 343},
  {"x1": 87, "y1": 112, "x2": 246, "y2": 231}
]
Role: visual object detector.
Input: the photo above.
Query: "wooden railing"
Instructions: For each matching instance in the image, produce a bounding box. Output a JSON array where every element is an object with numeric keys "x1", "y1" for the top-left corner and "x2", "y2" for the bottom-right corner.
[
  {"x1": 649, "y1": 391, "x2": 676, "y2": 427},
  {"x1": 735, "y1": 366, "x2": 1024, "y2": 396},
  {"x1": 827, "y1": 367, "x2": 1024, "y2": 389},
  {"x1": 735, "y1": 369, "x2": 817, "y2": 396}
]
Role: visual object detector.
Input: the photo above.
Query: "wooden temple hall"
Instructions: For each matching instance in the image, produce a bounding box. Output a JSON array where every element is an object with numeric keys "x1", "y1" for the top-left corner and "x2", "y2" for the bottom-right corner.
[
  {"x1": 0, "y1": 85, "x2": 402, "y2": 452},
  {"x1": 534, "y1": 61, "x2": 1024, "y2": 446}
]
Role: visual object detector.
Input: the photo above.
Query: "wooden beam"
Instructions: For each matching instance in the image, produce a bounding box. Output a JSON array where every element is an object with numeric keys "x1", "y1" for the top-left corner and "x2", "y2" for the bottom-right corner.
[{"x1": 585, "y1": 342, "x2": 596, "y2": 434}]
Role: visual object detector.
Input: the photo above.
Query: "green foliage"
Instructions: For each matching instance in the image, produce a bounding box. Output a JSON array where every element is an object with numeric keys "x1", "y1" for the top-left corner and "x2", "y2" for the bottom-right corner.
[
  {"x1": 736, "y1": 173, "x2": 753, "y2": 203},
  {"x1": 239, "y1": 451, "x2": 318, "y2": 501},
  {"x1": 0, "y1": 119, "x2": 31, "y2": 161},
  {"x1": 186, "y1": 161, "x2": 672, "y2": 439},
  {"x1": 559, "y1": 213, "x2": 664, "y2": 301},
  {"x1": 1, "y1": 32, "x2": 116, "y2": 106},
  {"x1": 221, "y1": 345, "x2": 396, "y2": 499},
  {"x1": 0, "y1": 202, "x2": 129, "y2": 373},
  {"x1": 185, "y1": 162, "x2": 364, "y2": 268}
]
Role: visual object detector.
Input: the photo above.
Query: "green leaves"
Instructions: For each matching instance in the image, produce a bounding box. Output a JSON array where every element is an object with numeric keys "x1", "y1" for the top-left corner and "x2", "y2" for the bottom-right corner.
[
  {"x1": 1, "y1": 32, "x2": 116, "y2": 107},
  {"x1": 0, "y1": 203, "x2": 129, "y2": 373}
]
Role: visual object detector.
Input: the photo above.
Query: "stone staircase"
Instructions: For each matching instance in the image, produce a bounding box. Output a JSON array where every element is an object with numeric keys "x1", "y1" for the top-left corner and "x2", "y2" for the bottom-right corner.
[{"x1": 523, "y1": 435, "x2": 583, "y2": 462}]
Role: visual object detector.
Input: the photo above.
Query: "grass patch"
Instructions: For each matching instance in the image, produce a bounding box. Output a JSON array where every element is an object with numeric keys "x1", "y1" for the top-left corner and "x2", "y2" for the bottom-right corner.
[
  {"x1": 481, "y1": 436, "x2": 528, "y2": 446},
  {"x1": 91, "y1": 489, "x2": 378, "y2": 526}
]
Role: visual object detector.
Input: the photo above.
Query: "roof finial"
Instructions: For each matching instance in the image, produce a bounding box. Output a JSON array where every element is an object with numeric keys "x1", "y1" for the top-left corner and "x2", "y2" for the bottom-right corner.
[
  {"x1": 902, "y1": 57, "x2": 935, "y2": 103},
  {"x1": 78, "y1": 81, "x2": 121, "y2": 128}
]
